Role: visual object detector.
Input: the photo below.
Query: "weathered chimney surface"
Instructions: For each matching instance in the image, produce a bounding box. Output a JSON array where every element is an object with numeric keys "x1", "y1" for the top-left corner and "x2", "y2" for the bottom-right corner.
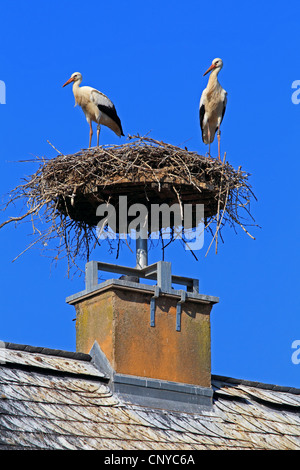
[{"x1": 66, "y1": 261, "x2": 218, "y2": 412}]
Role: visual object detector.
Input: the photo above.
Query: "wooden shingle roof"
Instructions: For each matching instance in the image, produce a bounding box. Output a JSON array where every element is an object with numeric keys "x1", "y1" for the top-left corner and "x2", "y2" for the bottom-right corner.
[{"x1": 0, "y1": 343, "x2": 299, "y2": 450}]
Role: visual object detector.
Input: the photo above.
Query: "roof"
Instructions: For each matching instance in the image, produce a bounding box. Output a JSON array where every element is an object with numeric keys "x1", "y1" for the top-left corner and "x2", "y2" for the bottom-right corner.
[{"x1": 1, "y1": 342, "x2": 300, "y2": 450}]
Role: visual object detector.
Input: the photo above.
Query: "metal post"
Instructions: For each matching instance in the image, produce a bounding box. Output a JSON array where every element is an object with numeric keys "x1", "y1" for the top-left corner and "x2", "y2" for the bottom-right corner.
[
  {"x1": 136, "y1": 237, "x2": 148, "y2": 269},
  {"x1": 156, "y1": 261, "x2": 172, "y2": 292},
  {"x1": 136, "y1": 219, "x2": 148, "y2": 269},
  {"x1": 150, "y1": 286, "x2": 160, "y2": 327},
  {"x1": 176, "y1": 290, "x2": 186, "y2": 332},
  {"x1": 85, "y1": 261, "x2": 98, "y2": 290}
]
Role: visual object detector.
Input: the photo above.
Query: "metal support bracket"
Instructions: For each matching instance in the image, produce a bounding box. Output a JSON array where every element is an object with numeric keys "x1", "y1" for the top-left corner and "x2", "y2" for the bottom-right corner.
[
  {"x1": 84, "y1": 260, "x2": 208, "y2": 332},
  {"x1": 176, "y1": 290, "x2": 187, "y2": 332},
  {"x1": 156, "y1": 261, "x2": 172, "y2": 291},
  {"x1": 85, "y1": 260, "x2": 199, "y2": 294},
  {"x1": 85, "y1": 261, "x2": 99, "y2": 291},
  {"x1": 150, "y1": 286, "x2": 160, "y2": 327}
]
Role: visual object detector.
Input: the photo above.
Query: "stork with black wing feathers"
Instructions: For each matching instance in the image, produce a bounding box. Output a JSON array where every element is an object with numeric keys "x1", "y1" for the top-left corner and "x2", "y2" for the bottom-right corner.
[
  {"x1": 63, "y1": 72, "x2": 124, "y2": 148},
  {"x1": 199, "y1": 58, "x2": 227, "y2": 161}
]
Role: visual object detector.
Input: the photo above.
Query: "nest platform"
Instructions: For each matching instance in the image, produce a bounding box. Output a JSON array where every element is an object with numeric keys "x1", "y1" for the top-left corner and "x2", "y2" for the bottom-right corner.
[{"x1": 1, "y1": 135, "x2": 257, "y2": 270}]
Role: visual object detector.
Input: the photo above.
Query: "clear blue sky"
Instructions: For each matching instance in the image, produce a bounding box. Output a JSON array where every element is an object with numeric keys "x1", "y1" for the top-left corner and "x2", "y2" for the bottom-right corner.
[{"x1": 1, "y1": 0, "x2": 300, "y2": 388}]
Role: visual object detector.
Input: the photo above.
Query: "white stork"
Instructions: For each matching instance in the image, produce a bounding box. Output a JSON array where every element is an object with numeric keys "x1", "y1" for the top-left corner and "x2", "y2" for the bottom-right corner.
[
  {"x1": 199, "y1": 58, "x2": 227, "y2": 161},
  {"x1": 62, "y1": 72, "x2": 124, "y2": 147}
]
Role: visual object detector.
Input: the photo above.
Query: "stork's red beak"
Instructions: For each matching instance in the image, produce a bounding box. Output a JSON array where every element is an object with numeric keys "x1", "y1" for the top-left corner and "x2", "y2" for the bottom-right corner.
[
  {"x1": 62, "y1": 76, "x2": 75, "y2": 87},
  {"x1": 203, "y1": 63, "x2": 216, "y2": 76}
]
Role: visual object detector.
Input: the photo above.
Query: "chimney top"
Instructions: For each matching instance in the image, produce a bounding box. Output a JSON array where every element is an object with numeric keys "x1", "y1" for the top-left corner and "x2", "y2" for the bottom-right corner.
[{"x1": 66, "y1": 260, "x2": 218, "y2": 412}]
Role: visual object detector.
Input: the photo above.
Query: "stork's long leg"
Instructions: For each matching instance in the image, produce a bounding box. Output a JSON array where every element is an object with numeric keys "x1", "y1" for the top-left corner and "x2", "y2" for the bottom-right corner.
[
  {"x1": 89, "y1": 121, "x2": 93, "y2": 148},
  {"x1": 217, "y1": 129, "x2": 221, "y2": 161},
  {"x1": 97, "y1": 124, "x2": 101, "y2": 147},
  {"x1": 207, "y1": 126, "x2": 211, "y2": 156}
]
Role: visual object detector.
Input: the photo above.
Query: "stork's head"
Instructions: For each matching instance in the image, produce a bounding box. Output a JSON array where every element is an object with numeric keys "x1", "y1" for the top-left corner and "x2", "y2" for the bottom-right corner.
[
  {"x1": 203, "y1": 58, "x2": 223, "y2": 76},
  {"x1": 62, "y1": 72, "x2": 82, "y2": 87}
]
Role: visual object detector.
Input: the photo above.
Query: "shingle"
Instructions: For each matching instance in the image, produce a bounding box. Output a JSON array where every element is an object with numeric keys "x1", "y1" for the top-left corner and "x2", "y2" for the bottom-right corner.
[{"x1": 0, "y1": 345, "x2": 299, "y2": 450}]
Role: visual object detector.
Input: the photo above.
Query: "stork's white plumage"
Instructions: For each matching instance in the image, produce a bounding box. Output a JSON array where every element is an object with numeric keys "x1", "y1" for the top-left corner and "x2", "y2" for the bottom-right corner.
[
  {"x1": 62, "y1": 72, "x2": 124, "y2": 147},
  {"x1": 199, "y1": 58, "x2": 227, "y2": 161}
]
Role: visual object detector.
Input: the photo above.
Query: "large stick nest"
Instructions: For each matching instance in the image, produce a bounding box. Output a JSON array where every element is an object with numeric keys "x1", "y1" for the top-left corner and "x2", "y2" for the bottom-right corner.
[{"x1": 0, "y1": 135, "x2": 257, "y2": 273}]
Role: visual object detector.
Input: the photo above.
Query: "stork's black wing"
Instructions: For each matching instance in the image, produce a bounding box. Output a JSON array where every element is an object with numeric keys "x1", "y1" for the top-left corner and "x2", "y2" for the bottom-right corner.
[
  {"x1": 91, "y1": 89, "x2": 124, "y2": 136},
  {"x1": 220, "y1": 92, "x2": 227, "y2": 125},
  {"x1": 97, "y1": 103, "x2": 124, "y2": 136},
  {"x1": 199, "y1": 103, "x2": 205, "y2": 132},
  {"x1": 199, "y1": 88, "x2": 207, "y2": 138}
]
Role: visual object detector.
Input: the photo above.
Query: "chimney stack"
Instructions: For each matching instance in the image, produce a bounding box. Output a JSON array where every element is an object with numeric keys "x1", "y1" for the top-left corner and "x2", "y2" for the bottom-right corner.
[{"x1": 66, "y1": 260, "x2": 218, "y2": 412}]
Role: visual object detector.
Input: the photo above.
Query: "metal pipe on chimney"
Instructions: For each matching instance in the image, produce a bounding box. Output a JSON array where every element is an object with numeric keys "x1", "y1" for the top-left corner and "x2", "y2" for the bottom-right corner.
[
  {"x1": 136, "y1": 237, "x2": 148, "y2": 269},
  {"x1": 136, "y1": 220, "x2": 148, "y2": 269}
]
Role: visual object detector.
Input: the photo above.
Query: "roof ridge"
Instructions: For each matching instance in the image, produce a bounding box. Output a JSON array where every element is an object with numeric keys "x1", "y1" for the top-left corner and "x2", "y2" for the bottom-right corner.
[
  {"x1": 2, "y1": 341, "x2": 91, "y2": 362},
  {"x1": 212, "y1": 374, "x2": 300, "y2": 395}
]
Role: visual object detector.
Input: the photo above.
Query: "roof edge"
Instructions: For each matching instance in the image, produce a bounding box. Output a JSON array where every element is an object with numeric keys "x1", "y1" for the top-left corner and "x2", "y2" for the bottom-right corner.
[
  {"x1": 1, "y1": 341, "x2": 91, "y2": 362},
  {"x1": 212, "y1": 374, "x2": 300, "y2": 395},
  {"x1": 1, "y1": 342, "x2": 299, "y2": 395}
]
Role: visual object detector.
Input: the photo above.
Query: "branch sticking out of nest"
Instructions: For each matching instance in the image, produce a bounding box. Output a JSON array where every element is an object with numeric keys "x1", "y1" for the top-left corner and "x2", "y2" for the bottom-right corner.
[{"x1": 0, "y1": 134, "x2": 258, "y2": 275}]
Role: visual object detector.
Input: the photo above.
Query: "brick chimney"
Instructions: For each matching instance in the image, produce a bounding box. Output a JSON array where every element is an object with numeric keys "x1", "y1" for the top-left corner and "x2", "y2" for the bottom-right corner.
[{"x1": 66, "y1": 260, "x2": 218, "y2": 412}]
